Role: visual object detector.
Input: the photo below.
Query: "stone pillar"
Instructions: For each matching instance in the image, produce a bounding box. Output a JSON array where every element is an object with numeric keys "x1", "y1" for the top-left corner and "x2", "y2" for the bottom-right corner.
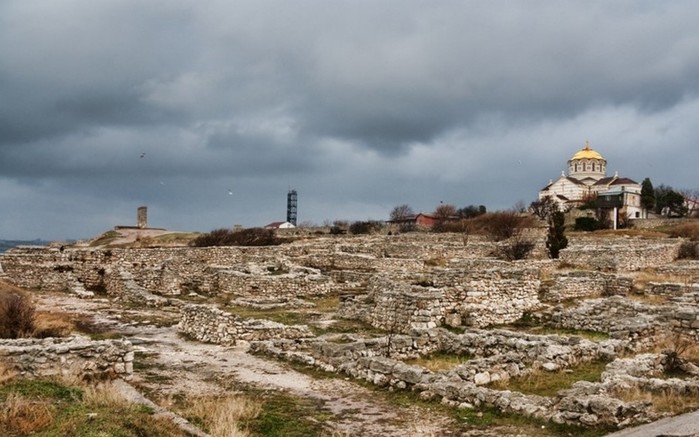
[{"x1": 137, "y1": 206, "x2": 148, "y2": 229}]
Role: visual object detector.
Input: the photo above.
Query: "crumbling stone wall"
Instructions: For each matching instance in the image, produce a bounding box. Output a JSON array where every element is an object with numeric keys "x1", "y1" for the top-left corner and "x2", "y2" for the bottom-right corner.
[
  {"x1": 656, "y1": 260, "x2": 699, "y2": 284},
  {"x1": 339, "y1": 285, "x2": 445, "y2": 333},
  {"x1": 541, "y1": 270, "x2": 633, "y2": 302},
  {"x1": 631, "y1": 218, "x2": 697, "y2": 230},
  {"x1": 0, "y1": 335, "x2": 133, "y2": 380},
  {"x1": 178, "y1": 304, "x2": 314, "y2": 345},
  {"x1": 559, "y1": 237, "x2": 681, "y2": 271},
  {"x1": 545, "y1": 294, "x2": 699, "y2": 349},
  {"x1": 645, "y1": 282, "x2": 699, "y2": 297},
  {"x1": 338, "y1": 260, "x2": 542, "y2": 329},
  {"x1": 251, "y1": 328, "x2": 655, "y2": 428}
]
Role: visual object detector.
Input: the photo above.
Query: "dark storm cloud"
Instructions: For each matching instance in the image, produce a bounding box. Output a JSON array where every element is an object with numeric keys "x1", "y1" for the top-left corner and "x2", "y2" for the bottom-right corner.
[{"x1": 1, "y1": 0, "x2": 698, "y2": 239}]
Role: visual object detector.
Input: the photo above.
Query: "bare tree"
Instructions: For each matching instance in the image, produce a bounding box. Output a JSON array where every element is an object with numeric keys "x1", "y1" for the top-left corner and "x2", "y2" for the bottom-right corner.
[
  {"x1": 513, "y1": 200, "x2": 527, "y2": 213},
  {"x1": 389, "y1": 204, "x2": 415, "y2": 221},
  {"x1": 679, "y1": 189, "x2": 699, "y2": 217},
  {"x1": 530, "y1": 196, "x2": 558, "y2": 220},
  {"x1": 434, "y1": 203, "x2": 457, "y2": 220}
]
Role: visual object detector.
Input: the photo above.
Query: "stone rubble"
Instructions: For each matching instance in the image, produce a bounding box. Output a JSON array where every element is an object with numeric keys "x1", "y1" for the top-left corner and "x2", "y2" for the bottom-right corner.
[{"x1": 2, "y1": 231, "x2": 699, "y2": 431}]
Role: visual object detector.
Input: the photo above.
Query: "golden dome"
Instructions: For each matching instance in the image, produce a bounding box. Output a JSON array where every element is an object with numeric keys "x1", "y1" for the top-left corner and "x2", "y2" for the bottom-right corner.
[{"x1": 570, "y1": 141, "x2": 604, "y2": 161}]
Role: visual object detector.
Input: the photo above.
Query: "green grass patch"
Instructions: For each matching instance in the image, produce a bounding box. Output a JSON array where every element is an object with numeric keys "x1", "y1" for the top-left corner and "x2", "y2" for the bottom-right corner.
[
  {"x1": 0, "y1": 379, "x2": 82, "y2": 402},
  {"x1": 89, "y1": 230, "x2": 121, "y2": 247},
  {"x1": 503, "y1": 320, "x2": 610, "y2": 342},
  {"x1": 131, "y1": 352, "x2": 173, "y2": 384},
  {"x1": 288, "y1": 361, "x2": 610, "y2": 436},
  {"x1": 492, "y1": 360, "x2": 608, "y2": 397},
  {"x1": 360, "y1": 379, "x2": 610, "y2": 437},
  {"x1": 245, "y1": 389, "x2": 328, "y2": 437},
  {"x1": 310, "y1": 318, "x2": 387, "y2": 337},
  {"x1": 0, "y1": 378, "x2": 188, "y2": 436},
  {"x1": 151, "y1": 232, "x2": 200, "y2": 245},
  {"x1": 311, "y1": 295, "x2": 340, "y2": 312}
]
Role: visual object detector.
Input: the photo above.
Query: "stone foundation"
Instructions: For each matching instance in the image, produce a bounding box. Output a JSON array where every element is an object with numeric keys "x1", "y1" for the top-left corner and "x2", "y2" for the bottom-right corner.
[
  {"x1": 178, "y1": 304, "x2": 315, "y2": 345},
  {"x1": 0, "y1": 335, "x2": 133, "y2": 381},
  {"x1": 251, "y1": 328, "x2": 661, "y2": 428}
]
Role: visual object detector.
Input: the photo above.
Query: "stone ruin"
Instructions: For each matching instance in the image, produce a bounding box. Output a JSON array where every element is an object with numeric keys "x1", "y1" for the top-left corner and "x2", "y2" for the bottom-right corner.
[{"x1": 1, "y1": 231, "x2": 699, "y2": 431}]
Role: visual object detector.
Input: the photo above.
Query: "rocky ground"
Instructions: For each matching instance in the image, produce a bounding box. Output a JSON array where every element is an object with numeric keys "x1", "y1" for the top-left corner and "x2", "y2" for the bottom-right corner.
[{"x1": 32, "y1": 290, "x2": 536, "y2": 436}]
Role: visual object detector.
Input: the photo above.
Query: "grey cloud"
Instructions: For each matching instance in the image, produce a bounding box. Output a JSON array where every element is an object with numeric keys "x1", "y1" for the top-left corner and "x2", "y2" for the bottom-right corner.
[{"x1": 1, "y1": 1, "x2": 699, "y2": 239}]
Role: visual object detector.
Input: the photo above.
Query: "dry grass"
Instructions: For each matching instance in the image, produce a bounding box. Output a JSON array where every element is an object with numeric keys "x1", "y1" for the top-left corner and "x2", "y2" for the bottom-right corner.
[
  {"x1": 0, "y1": 280, "x2": 30, "y2": 297},
  {"x1": 312, "y1": 295, "x2": 341, "y2": 313},
  {"x1": 666, "y1": 221, "x2": 699, "y2": 241},
  {"x1": 612, "y1": 386, "x2": 699, "y2": 414},
  {"x1": 491, "y1": 360, "x2": 608, "y2": 397},
  {"x1": 626, "y1": 293, "x2": 670, "y2": 305},
  {"x1": 0, "y1": 362, "x2": 17, "y2": 385},
  {"x1": 80, "y1": 381, "x2": 132, "y2": 408},
  {"x1": 590, "y1": 229, "x2": 670, "y2": 239},
  {"x1": 0, "y1": 393, "x2": 54, "y2": 435},
  {"x1": 423, "y1": 256, "x2": 448, "y2": 267},
  {"x1": 183, "y1": 395, "x2": 262, "y2": 437},
  {"x1": 89, "y1": 230, "x2": 121, "y2": 246},
  {"x1": 0, "y1": 280, "x2": 73, "y2": 339},
  {"x1": 33, "y1": 310, "x2": 75, "y2": 338},
  {"x1": 405, "y1": 352, "x2": 472, "y2": 372},
  {"x1": 646, "y1": 333, "x2": 699, "y2": 364},
  {"x1": 633, "y1": 270, "x2": 691, "y2": 289}
]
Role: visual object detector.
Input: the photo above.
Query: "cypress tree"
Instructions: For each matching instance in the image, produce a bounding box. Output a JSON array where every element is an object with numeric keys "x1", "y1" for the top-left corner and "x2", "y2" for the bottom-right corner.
[
  {"x1": 546, "y1": 211, "x2": 568, "y2": 259},
  {"x1": 641, "y1": 178, "x2": 655, "y2": 214}
]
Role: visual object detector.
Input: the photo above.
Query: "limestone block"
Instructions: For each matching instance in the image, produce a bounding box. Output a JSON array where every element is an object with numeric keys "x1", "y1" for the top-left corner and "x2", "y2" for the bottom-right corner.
[{"x1": 473, "y1": 372, "x2": 490, "y2": 385}]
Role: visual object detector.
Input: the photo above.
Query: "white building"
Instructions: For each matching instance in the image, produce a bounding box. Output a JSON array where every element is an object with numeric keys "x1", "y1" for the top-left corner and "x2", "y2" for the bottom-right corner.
[{"x1": 539, "y1": 142, "x2": 643, "y2": 223}]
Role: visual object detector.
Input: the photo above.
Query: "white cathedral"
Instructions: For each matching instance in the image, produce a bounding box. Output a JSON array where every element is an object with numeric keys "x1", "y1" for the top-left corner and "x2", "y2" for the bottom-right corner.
[{"x1": 539, "y1": 142, "x2": 644, "y2": 223}]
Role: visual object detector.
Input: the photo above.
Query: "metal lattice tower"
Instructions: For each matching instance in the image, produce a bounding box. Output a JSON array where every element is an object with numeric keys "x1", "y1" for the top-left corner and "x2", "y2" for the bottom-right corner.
[{"x1": 286, "y1": 189, "x2": 297, "y2": 226}]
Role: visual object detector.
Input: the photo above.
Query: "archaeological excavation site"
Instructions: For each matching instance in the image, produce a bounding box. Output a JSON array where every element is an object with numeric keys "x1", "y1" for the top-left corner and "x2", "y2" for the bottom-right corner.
[{"x1": 1, "y1": 222, "x2": 699, "y2": 436}]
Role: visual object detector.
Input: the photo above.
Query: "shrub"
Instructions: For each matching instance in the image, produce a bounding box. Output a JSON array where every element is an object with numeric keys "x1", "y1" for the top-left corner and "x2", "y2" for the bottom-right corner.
[
  {"x1": 398, "y1": 222, "x2": 417, "y2": 233},
  {"x1": 668, "y1": 222, "x2": 699, "y2": 241},
  {"x1": 574, "y1": 217, "x2": 600, "y2": 232},
  {"x1": 431, "y1": 220, "x2": 465, "y2": 233},
  {"x1": 432, "y1": 213, "x2": 536, "y2": 240},
  {"x1": 189, "y1": 228, "x2": 283, "y2": 247},
  {"x1": 677, "y1": 241, "x2": 699, "y2": 260},
  {"x1": 0, "y1": 294, "x2": 36, "y2": 339},
  {"x1": 498, "y1": 238, "x2": 535, "y2": 261},
  {"x1": 348, "y1": 220, "x2": 384, "y2": 235},
  {"x1": 480, "y1": 212, "x2": 535, "y2": 241},
  {"x1": 546, "y1": 211, "x2": 568, "y2": 259}
]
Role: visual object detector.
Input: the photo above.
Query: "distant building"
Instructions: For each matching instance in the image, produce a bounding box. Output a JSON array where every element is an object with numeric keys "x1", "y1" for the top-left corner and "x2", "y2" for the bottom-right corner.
[
  {"x1": 264, "y1": 221, "x2": 296, "y2": 229},
  {"x1": 287, "y1": 190, "x2": 298, "y2": 226},
  {"x1": 539, "y1": 142, "x2": 643, "y2": 225},
  {"x1": 387, "y1": 212, "x2": 439, "y2": 228}
]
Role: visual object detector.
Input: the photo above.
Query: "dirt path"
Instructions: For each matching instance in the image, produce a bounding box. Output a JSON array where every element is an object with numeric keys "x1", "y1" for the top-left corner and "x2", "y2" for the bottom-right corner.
[{"x1": 33, "y1": 292, "x2": 459, "y2": 436}]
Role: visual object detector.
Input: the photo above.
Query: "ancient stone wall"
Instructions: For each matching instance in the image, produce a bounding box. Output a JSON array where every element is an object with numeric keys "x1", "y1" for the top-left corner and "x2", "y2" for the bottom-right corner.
[
  {"x1": 0, "y1": 336, "x2": 133, "y2": 380},
  {"x1": 559, "y1": 237, "x2": 681, "y2": 271},
  {"x1": 337, "y1": 261, "x2": 542, "y2": 330},
  {"x1": 251, "y1": 328, "x2": 655, "y2": 428},
  {"x1": 541, "y1": 270, "x2": 633, "y2": 302},
  {"x1": 178, "y1": 304, "x2": 314, "y2": 345},
  {"x1": 631, "y1": 218, "x2": 697, "y2": 229},
  {"x1": 656, "y1": 260, "x2": 699, "y2": 284}
]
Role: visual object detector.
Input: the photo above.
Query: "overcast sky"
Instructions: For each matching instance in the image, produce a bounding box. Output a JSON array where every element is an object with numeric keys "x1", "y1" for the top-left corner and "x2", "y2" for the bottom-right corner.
[{"x1": 1, "y1": 1, "x2": 698, "y2": 240}]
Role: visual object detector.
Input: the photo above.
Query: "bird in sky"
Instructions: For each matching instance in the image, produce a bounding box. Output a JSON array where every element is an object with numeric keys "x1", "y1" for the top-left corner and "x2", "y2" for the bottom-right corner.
[
  {"x1": 140, "y1": 152, "x2": 146, "y2": 158},
  {"x1": 228, "y1": 189, "x2": 233, "y2": 196}
]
